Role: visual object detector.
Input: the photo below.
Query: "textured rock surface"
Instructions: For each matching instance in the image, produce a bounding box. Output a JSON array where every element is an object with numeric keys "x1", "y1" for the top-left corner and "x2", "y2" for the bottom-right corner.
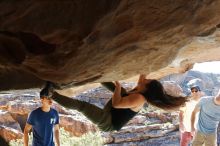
[
  {"x1": 106, "y1": 131, "x2": 180, "y2": 146},
  {"x1": 0, "y1": 126, "x2": 23, "y2": 142},
  {"x1": 0, "y1": 95, "x2": 98, "y2": 142},
  {"x1": 161, "y1": 70, "x2": 220, "y2": 96},
  {"x1": 0, "y1": 110, "x2": 22, "y2": 132},
  {"x1": 59, "y1": 114, "x2": 97, "y2": 137},
  {"x1": 0, "y1": 110, "x2": 23, "y2": 142},
  {"x1": 1, "y1": 0, "x2": 220, "y2": 91}
]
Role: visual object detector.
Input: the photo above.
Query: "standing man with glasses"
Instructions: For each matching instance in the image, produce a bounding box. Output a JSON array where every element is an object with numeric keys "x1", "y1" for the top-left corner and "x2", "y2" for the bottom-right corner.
[
  {"x1": 191, "y1": 88, "x2": 220, "y2": 146},
  {"x1": 23, "y1": 83, "x2": 60, "y2": 146},
  {"x1": 179, "y1": 85, "x2": 202, "y2": 146}
]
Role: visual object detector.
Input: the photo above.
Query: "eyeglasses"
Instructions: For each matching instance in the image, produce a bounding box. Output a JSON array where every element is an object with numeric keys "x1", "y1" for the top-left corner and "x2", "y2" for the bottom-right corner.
[{"x1": 191, "y1": 90, "x2": 198, "y2": 93}]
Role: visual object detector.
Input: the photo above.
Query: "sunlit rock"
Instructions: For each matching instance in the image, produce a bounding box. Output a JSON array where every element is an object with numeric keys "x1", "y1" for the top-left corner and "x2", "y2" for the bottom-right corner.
[{"x1": 0, "y1": 1, "x2": 220, "y2": 91}]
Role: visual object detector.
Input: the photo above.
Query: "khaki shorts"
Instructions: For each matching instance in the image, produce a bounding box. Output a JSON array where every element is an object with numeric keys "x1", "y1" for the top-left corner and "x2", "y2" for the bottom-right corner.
[{"x1": 192, "y1": 131, "x2": 217, "y2": 146}]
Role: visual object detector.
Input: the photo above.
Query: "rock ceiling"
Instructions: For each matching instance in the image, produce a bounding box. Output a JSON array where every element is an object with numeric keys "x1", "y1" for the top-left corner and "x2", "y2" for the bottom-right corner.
[{"x1": 0, "y1": 0, "x2": 220, "y2": 91}]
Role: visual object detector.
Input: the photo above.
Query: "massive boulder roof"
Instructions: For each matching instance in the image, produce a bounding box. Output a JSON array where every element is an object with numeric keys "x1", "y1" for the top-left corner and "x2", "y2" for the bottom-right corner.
[{"x1": 0, "y1": 0, "x2": 220, "y2": 91}]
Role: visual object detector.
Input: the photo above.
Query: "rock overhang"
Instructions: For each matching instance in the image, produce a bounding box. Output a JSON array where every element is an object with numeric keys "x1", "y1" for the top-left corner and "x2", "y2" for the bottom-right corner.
[{"x1": 0, "y1": 0, "x2": 220, "y2": 91}]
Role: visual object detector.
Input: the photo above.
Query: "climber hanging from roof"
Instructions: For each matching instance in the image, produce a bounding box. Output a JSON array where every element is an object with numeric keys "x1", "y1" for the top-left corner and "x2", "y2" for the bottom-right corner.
[{"x1": 41, "y1": 74, "x2": 188, "y2": 132}]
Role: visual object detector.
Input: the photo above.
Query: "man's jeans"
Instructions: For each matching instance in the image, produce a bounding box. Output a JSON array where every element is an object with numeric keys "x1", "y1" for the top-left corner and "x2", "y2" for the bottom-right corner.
[{"x1": 192, "y1": 131, "x2": 217, "y2": 146}]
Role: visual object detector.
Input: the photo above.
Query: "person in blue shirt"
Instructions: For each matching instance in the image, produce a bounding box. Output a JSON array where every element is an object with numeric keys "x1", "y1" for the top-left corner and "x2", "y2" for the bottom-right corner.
[
  {"x1": 23, "y1": 85, "x2": 60, "y2": 146},
  {"x1": 191, "y1": 89, "x2": 220, "y2": 146}
]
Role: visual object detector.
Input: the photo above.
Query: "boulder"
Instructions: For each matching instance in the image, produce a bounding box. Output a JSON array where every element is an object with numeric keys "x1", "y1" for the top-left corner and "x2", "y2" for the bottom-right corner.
[
  {"x1": 59, "y1": 114, "x2": 97, "y2": 137},
  {"x1": 1, "y1": 1, "x2": 220, "y2": 91}
]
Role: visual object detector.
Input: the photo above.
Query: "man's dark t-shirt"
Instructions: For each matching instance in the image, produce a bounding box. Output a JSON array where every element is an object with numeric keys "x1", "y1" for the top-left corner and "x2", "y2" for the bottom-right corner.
[{"x1": 27, "y1": 107, "x2": 59, "y2": 146}]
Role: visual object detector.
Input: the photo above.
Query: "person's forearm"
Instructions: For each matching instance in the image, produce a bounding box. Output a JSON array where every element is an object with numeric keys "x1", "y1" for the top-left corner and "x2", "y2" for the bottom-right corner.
[
  {"x1": 112, "y1": 85, "x2": 122, "y2": 107},
  {"x1": 179, "y1": 111, "x2": 184, "y2": 131},
  {"x1": 138, "y1": 74, "x2": 146, "y2": 84},
  {"x1": 101, "y1": 82, "x2": 127, "y2": 96},
  {"x1": 191, "y1": 112, "x2": 196, "y2": 131},
  {"x1": 179, "y1": 111, "x2": 184, "y2": 124},
  {"x1": 55, "y1": 130, "x2": 60, "y2": 146},
  {"x1": 23, "y1": 132, "x2": 29, "y2": 146}
]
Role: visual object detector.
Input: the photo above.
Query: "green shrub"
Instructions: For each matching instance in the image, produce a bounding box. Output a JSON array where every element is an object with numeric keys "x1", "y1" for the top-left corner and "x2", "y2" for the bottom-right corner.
[
  {"x1": 9, "y1": 128, "x2": 104, "y2": 146},
  {"x1": 59, "y1": 128, "x2": 104, "y2": 146}
]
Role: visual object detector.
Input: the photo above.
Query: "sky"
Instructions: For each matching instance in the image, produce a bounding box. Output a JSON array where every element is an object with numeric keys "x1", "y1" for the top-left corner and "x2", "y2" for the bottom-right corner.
[{"x1": 192, "y1": 61, "x2": 220, "y2": 74}]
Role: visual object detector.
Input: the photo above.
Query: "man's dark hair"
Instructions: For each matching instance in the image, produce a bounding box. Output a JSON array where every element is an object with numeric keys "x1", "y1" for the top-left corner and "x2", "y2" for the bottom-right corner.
[
  {"x1": 190, "y1": 85, "x2": 201, "y2": 91},
  {"x1": 40, "y1": 81, "x2": 53, "y2": 98}
]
